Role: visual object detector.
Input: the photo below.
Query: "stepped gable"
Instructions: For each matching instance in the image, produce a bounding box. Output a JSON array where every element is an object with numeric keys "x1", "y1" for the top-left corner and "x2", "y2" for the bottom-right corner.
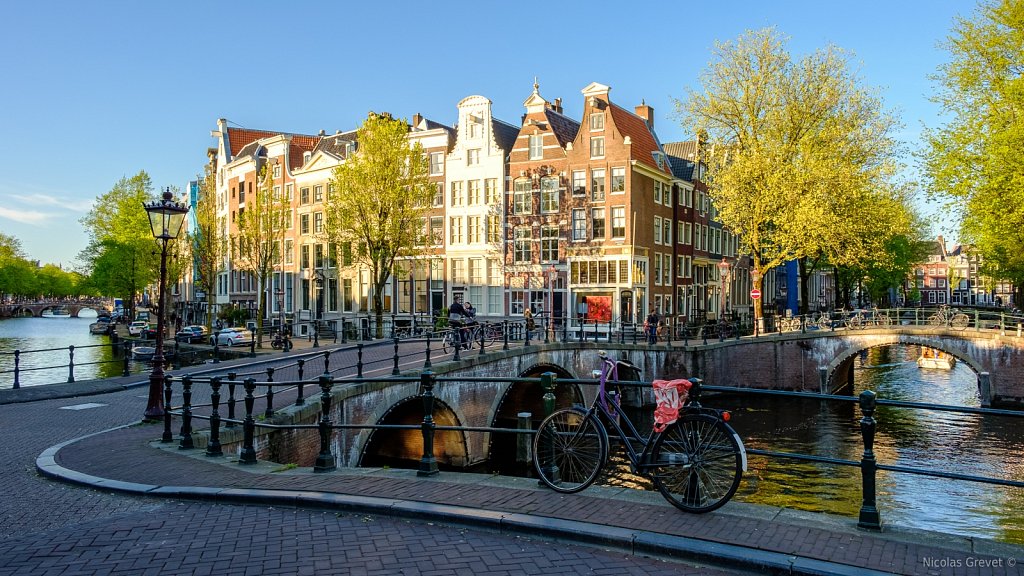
[
  {"x1": 664, "y1": 141, "x2": 698, "y2": 180},
  {"x1": 609, "y1": 104, "x2": 671, "y2": 175}
]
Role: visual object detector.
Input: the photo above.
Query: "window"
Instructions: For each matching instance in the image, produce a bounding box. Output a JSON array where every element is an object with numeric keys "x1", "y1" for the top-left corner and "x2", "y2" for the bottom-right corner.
[
  {"x1": 529, "y1": 134, "x2": 543, "y2": 159},
  {"x1": 572, "y1": 170, "x2": 586, "y2": 195},
  {"x1": 513, "y1": 179, "x2": 531, "y2": 214},
  {"x1": 272, "y1": 164, "x2": 281, "y2": 178},
  {"x1": 313, "y1": 212, "x2": 323, "y2": 234},
  {"x1": 611, "y1": 167, "x2": 625, "y2": 192},
  {"x1": 433, "y1": 182, "x2": 443, "y2": 207},
  {"x1": 541, "y1": 226, "x2": 558, "y2": 262},
  {"x1": 467, "y1": 148, "x2": 481, "y2": 165},
  {"x1": 486, "y1": 215, "x2": 500, "y2": 243},
  {"x1": 485, "y1": 178, "x2": 500, "y2": 203},
  {"x1": 664, "y1": 254, "x2": 671, "y2": 282},
  {"x1": 300, "y1": 187, "x2": 310, "y2": 205},
  {"x1": 469, "y1": 121, "x2": 481, "y2": 138},
  {"x1": 300, "y1": 244, "x2": 310, "y2": 269},
  {"x1": 451, "y1": 259, "x2": 465, "y2": 283},
  {"x1": 511, "y1": 290, "x2": 525, "y2": 315},
  {"x1": 430, "y1": 217, "x2": 443, "y2": 245},
  {"x1": 284, "y1": 239, "x2": 293, "y2": 265},
  {"x1": 314, "y1": 244, "x2": 325, "y2": 268},
  {"x1": 327, "y1": 243, "x2": 337, "y2": 268},
  {"x1": 341, "y1": 242, "x2": 353, "y2": 266},
  {"x1": 314, "y1": 185, "x2": 323, "y2": 203},
  {"x1": 590, "y1": 136, "x2": 605, "y2": 158},
  {"x1": 590, "y1": 113, "x2": 605, "y2": 130},
  {"x1": 685, "y1": 222, "x2": 693, "y2": 245},
  {"x1": 592, "y1": 207, "x2": 605, "y2": 239},
  {"x1": 450, "y1": 216, "x2": 463, "y2": 244},
  {"x1": 591, "y1": 169, "x2": 605, "y2": 202},
  {"x1": 654, "y1": 253, "x2": 662, "y2": 286},
  {"x1": 514, "y1": 227, "x2": 532, "y2": 263},
  {"x1": 450, "y1": 181, "x2": 464, "y2": 206},
  {"x1": 285, "y1": 183, "x2": 293, "y2": 201},
  {"x1": 612, "y1": 206, "x2": 626, "y2": 238},
  {"x1": 572, "y1": 209, "x2": 586, "y2": 241},
  {"x1": 663, "y1": 219, "x2": 671, "y2": 245},
  {"x1": 468, "y1": 216, "x2": 481, "y2": 243},
  {"x1": 654, "y1": 181, "x2": 662, "y2": 204},
  {"x1": 677, "y1": 255, "x2": 685, "y2": 278},
  {"x1": 694, "y1": 225, "x2": 702, "y2": 251},
  {"x1": 654, "y1": 216, "x2": 663, "y2": 245},
  {"x1": 540, "y1": 177, "x2": 558, "y2": 213},
  {"x1": 468, "y1": 180, "x2": 481, "y2": 205},
  {"x1": 300, "y1": 213, "x2": 310, "y2": 235},
  {"x1": 429, "y1": 152, "x2": 443, "y2": 175},
  {"x1": 469, "y1": 258, "x2": 483, "y2": 284}
]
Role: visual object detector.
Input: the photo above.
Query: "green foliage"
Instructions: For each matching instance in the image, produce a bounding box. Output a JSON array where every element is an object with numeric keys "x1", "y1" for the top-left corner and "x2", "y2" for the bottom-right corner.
[
  {"x1": 216, "y1": 304, "x2": 250, "y2": 326},
  {"x1": 923, "y1": 0, "x2": 1024, "y2": 293},
  {"x1": 191, "y1": 163, "x2": 225, "y2": 328},
  {"x1": 326, "y1": 113, "x2": 434, "y2": 336}
]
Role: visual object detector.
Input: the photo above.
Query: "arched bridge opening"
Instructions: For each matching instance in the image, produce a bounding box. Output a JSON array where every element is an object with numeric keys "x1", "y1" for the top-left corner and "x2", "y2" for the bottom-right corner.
[
  {"x1": 827, "y1": 336, "x2": 985, "y2": 396},
  {"x1": 360, "y1": 396, "x2": 468, "y2": 471}
]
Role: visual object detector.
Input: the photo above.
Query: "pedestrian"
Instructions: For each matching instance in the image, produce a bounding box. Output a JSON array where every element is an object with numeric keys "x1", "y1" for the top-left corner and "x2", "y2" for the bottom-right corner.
[
  {"x1": 646, "y1": 308, "x2": 660, "y2": 344},
  {"x1": 524, "y1": 307, "x2": 536, "y2": 337},
  {"x1": 448, "y1": 298, "x2": 468, "y2": 349}
]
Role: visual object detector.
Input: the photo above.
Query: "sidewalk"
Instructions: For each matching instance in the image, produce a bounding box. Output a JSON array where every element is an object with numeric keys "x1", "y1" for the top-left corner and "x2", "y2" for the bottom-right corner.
[{"x1": 36, "y1": 417, "x2": 1024, "y2": 575}]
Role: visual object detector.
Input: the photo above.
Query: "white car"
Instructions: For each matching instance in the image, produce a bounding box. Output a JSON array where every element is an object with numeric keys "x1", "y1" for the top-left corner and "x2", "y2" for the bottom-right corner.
[
  {"x1": 210, "y1": 328, "x2": 253, "y2": 347},
  {"x1": 128, "y1": 321, "x2": 148, "y2": 336}
]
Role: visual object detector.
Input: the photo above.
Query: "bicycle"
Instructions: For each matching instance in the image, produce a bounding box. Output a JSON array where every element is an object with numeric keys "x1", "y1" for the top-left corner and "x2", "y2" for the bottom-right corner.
[
  {"x1": 778, "y1": 316, "x2": 801, "y2": 332},
  {"x1": 870, "y1": 306, "x2": 893, "y2": 327},
  {"x1": 440, "y1": 322, "x2": 500, "y2": 353},
  {"x1": 532, "y1": 350, "x2": 746, "y2": 513},
  {"x1": 815, "y1": 311, "x2": 833, "y2": 330},
  {"x1": 928, "y1": 304, "x2": 970, "y2": 330}
]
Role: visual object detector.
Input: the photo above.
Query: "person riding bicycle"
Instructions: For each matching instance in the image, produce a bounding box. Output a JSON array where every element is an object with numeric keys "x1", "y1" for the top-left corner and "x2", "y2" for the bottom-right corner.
[{"x1": 448, "y1": 298, "x2": 469, "y2": 349}]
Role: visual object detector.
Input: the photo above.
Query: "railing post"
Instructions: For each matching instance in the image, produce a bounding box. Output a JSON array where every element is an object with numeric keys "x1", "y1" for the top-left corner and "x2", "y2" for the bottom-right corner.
[
  {"x1": 249, "y1": 335, "x2": 255, "y2": 358},
  {"x1": 356, "y1": 343, "x2": 364, "y2": 377},
  {"x1": 178, "y1": 375, "x2": 194, "y2": 450},
  {"x1": 207, "y1": 377, "x2": 223, "y2": 457},
  {"x1": 314, "y1": 375, "x2": 337, "y2": 472},
  {"x1": 296, "y1": 359, "x2": 306, "y2": 406},
  {"x1": 524, "y1": 322, "x2": 531, "y2": 347},
  {"x1": 212, "y1": 332, "x2": 220, "y2": 363},
  {"x1": 12, "y1": 350, "x2": 19, "y2": 389},
  {"x1": 239, "y1": 378, "x2": 257, "y2": 465},
  {"x1": 562, "y1": 318, "x2": 568, "y2": 342},
  {"x1": 424, "y1": 332, "x2": 433, "y2": 369},
  {"x1": 313, "y1": 321, "x2": 320, "y2": 348},
  {"x1": 162, "y1": 375, "x2": 174, "y2": 443},
  {"x1": 418, "y1": 370, "x2": 439, "y2": 476},
  {"x1": 122, "y1": 341, "x2": 130, "y2": 376},
  {"x1": 226, "y1": 372, "x2": 237, "y2": 428},
  {"x1": 478, "y1": 325, "x2": 485, "y2": 355},
  {"x1": 323, "y1": 350, "x2": 331, "y2": 374},
  {"x1": 667, "y1": 319, "x2": 673, "y2": 346},
  {"x1": 501, "y1": 321, "x2": 510, "y2": 351},
  {"x1": 538, "y1": 371, "x2": 559, "y2": 486},
  {"x1": 264, "y1": 367, "x2": 275, "y2": 419},
  {"x1": 391, "y1": 314, "x2": 397, "y2": 339},
  {"x1": 544, "y1": 315, "x2": 551, "y2": 344},
  {"x1": 393, "y1": 337, "x2": 401, "y2": 375},
  {"x1": 857, "y1": 390, "x2": 881, "y2": 530},
  {"x1": 67, "y1": 345, "x2": 75, "y2": 383},
  {"x1": 801, "y1": 314, "x2": 807, "y2": 334},
  {"x1": 453, "y1": 329, "x2": 462, "y2": 361}
]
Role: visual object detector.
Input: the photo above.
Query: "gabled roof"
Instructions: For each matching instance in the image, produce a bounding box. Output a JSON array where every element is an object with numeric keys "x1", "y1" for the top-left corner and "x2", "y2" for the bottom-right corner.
[
  {"x1": 543, "y1": 108, "x2": 580, "y2": 148},
  {"x1": 288, "y1": 135, "x2": 321, "y2": 171},
  {"x1": 492, "y1": 118, "x2": 520, "y2": 153},
  {"x1": 609, "y1": 104, "x2": 671, "y2": 176},
  {"x1": 313, "y1": 133, "x2": 356, "y2": 160},
  {"x1": 664, "y1": 141, "x2": 698, "y2": 180},
  {"x1": 227, "y1": 127, "x2": 278, "y2": 160},
  {"x1": 225, "y1": 126, "x2": 322, "y2": 171}
]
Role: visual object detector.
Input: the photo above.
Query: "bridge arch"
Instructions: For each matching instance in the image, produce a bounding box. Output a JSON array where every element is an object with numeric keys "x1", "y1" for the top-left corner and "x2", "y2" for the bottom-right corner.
[
  {"x1": 359, "y1": 395, "x2": 468, "y2": 469},
  {"x1": 824, "y1": 334, "x2": 985, "y2": 393}
]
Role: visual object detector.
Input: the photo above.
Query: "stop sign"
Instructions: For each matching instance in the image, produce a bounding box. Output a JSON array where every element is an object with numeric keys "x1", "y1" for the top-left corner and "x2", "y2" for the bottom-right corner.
[{"x1": 750, "y1": 288, "x2": 761, "y2": 300}]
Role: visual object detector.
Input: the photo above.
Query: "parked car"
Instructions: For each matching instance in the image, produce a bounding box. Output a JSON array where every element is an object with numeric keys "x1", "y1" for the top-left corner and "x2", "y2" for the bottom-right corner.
[
  {"x1": 175, "y1": 325, "x2": 210, "y2": 343},
  {"x1": 210, "y1": 328, "x2": 253, "y2": 347},
  {"x1": 128, "y1": 321, "x2": 149, "y2": 337}
]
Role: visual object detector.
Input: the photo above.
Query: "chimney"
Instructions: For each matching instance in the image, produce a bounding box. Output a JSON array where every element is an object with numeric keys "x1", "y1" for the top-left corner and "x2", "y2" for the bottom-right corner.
[
  {"x1": 553, "y1": 98, "x2": 563, "y2": 114},
  {"x1": 635, "y1": 100, "x2": 654, "y2": 129},
  {"x1": 412, "y1": 113, "x2": 423, "y2": 128},
  {"x1": 318, "y1": 129, "x2": 326, "y2": 136}
]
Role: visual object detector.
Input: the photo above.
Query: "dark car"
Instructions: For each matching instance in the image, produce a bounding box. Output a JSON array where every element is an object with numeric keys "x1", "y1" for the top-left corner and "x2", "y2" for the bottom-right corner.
[{"x1": 175, "y1": 325, "x2": 210, "y2": 343}]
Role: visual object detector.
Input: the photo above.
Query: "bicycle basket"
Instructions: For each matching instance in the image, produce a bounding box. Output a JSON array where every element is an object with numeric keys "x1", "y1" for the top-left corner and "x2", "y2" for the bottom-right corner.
[{"x1": 652, "y1": 379, "x2": 692, "y2": 433}]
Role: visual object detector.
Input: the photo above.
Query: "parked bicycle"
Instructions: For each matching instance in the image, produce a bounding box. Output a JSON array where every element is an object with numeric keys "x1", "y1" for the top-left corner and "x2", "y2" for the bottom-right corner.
[
  {"x1": 869, "y1": 306, "x2": 893, "y2": 327},
  {"x1": 440, "y1": 321, "x2": 502, "y2": 353},
  {"x1": 778, "y1": 316, "x2": 802, "y2": 332},
  {"x1": 533, "y1": 350, "x2": 746, "y2": 513},
  {"x1": 928, "y1": 304, "x2": 970, "y2": 331},
  {"x1": 815, "y1": 311, "x2": 833, "y2": 330}
]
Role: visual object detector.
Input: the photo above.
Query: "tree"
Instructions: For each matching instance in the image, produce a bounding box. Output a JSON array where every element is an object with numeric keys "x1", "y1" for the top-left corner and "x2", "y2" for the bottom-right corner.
[
  {"x1": 677, "y1": 28, "x2": 908, "y2": 319},
  {"x1": 79, "y1": 171, "x2": 160, "y2": 320},
  {"x1": 922, "y1": 0, "x2": 1024, "y2": 306},
  {"x1": 234, "y1": 164, "x2": 288, "y2": 347},
  {"x1": 325, "y1": 113, "x2": 434, "y2": 337},
  {"x1": 190, "y1": 163, "x2": 225, "y2": 328}
]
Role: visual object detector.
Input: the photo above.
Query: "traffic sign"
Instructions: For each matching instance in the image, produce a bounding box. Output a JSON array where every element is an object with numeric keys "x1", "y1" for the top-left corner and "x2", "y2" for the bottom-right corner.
[{"x1": 750, "y1": 288, "x2": 761, "y2": 300}]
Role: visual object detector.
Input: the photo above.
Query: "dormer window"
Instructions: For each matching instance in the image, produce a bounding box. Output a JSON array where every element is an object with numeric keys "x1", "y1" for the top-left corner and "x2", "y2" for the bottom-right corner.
[
  {"x1": 469, "y1": 121, "x2": 481, "y2": 139},
  {"x1": 589, "y1": 113, "x2": 605, "y2": 131},
  {"x1": 653, "y1": 152, "x2": 664, "y2": 169},
  {"x1": 303, "y1": 151, "x2": 312, "y2": 164}
]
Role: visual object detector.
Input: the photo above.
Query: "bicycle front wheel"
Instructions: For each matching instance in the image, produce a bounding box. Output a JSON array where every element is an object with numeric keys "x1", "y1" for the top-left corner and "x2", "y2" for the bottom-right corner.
[
  {"x1": 928, "y1": 314, "x2": 943, "y2": 326},
  {"x1": 649, "y1": 413, "x2": 743, "y2": 513},
  {"x1": 533, "y1": 407, "x2": 608, "y2": 493},
  {"x1": 951, "y1": 313, "x2": 970, "y2": 330},
  {"x1": 441, "y1": 332, "x2": 454, "y2": 354}
]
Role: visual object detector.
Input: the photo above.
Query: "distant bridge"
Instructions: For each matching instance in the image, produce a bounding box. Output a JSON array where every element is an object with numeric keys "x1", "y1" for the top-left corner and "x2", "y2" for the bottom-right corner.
[{"x1": 1, "y1": 299, "x2": 113, "y2": 318}]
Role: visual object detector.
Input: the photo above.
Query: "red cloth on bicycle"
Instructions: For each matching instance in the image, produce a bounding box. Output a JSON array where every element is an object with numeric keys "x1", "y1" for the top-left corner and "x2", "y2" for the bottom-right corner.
[{"x1": 652, "y1": 379, "x2": 691, "y2": 433}]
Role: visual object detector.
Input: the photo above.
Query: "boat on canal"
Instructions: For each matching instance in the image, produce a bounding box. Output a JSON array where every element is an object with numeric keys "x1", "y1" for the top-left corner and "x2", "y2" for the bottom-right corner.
[{"x1": 917, "y1": 348, "x2": 955, "y2": 369}]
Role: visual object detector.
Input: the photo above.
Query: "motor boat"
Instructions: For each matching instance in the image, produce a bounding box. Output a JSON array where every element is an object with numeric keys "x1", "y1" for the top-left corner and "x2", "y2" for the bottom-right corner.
[{"x1": 917, "y1": 349, "x2": 955, "y2": 369}]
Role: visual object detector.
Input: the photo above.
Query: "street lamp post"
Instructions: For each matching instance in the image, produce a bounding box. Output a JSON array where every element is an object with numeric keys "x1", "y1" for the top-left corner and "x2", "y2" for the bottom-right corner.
[
  {"x1": 142, "y1": 189, "x2": 190, "y2": 420},
  {"x1": 717, "y1": 260, "x2": 730, "y2": 321},
  {"x1": 313, "y1": 269, "x2": 324, "y2": 348},
  {"x1": 750, "y1": 268, "x2": 763, "y2": 337},
  {"x1": 547, "y1": 265, "x2": 556, "y2": 340},
  {"x1": 275, "y1": 288, "x2": 285, "y2": 341}
]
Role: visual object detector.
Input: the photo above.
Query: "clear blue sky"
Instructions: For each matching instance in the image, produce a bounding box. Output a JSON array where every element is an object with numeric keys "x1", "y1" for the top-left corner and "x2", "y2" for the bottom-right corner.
[{"x1": 0, "y1": 1, "x2": 969, "y2": 267}]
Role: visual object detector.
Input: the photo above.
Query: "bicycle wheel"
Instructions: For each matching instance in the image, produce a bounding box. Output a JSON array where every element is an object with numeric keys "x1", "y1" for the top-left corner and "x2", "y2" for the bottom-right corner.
[
  {"x1": 533, "y1": 407, "x2": 608, "y2": 493},
  {"x1": 951, "y1": 313, "x2": 970, "y2": 330},
  {"x1": 928, "y1": 314, "x2": 943, "y2": 326},
  {"x1": 877, "y1": 313, "x2": 892, "y2": 327},
  {"x1": 483, "y1": 325, "x2": 498, "y2": 345},
  {"x1": 441, "y1": 331, "x2": 454, "y2": 354},
  {"x1": 648, "y1": 413, "x2": 743, "y2": 513},
  {"x1": 817, "y1": 316, "x2": 831, "y2": 330}
]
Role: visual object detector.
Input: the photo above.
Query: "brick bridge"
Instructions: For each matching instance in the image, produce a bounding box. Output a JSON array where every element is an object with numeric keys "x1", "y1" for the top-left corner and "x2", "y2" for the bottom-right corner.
[
  {"x1": 1, "y1": 300, "x2": 113, "y2": 318},
  {"x1": 260, "y1": 325, "x2": 1024, "y2": 470}
]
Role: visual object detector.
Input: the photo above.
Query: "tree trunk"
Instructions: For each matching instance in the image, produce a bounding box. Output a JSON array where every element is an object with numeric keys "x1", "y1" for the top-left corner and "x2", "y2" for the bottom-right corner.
[{"x1": 798, "y1": 257, "x2": 810, "y2": 315}]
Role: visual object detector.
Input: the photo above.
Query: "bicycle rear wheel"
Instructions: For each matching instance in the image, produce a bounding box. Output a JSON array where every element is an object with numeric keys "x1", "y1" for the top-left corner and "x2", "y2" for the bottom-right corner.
[
  {"x1": 648, "y1": 413, "x2": 743, "y2": 513},
  {"x1": 441, "y1": 332, "x2": 454, "y2": 354},
  {"x1": 533, "y1": 407, "x2": 608, "y2": 493},
  {"x1": 951, "y1": 313, "x2": 970, "y2": 330}
]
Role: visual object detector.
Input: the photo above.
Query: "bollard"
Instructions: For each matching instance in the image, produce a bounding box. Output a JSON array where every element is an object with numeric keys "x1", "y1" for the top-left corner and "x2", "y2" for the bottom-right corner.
[
  {"x1": 857, "y1": 390, "x2": 881, "y2": 530},
  {"x1": 226, "y1": 372, "x2": 237, "y2": 428},
  {"x1": 667, "y1": 319, "x2": 673, "y2": 347},
  {"x1": 323, "y1": 350, "x2": 331, "y2": 374},
  {"x1": 212, "y1": 332, "x2": 220, "y2": 363},
  {"x1": 178, "y1": 376, "x2": 194, "y2": 450},
  {"x1": 393, "y1": 337, "x2": 401, "y2": 375},
  {"x1": 537, "y1": 372, "x2": 559, "y2": 486},
  {"x1": 341, "y1": 319, "x2": 347, "y2": 344},
  {"x1": 249, "y1": 335, "x2": 255, "y2": 358},
  {"x1": 502, "y1": 321, "x2": 509, "y2": 351},
  {"x1": 979, "y1": 372, "x2": 992, "y2": 407},
  {"x1": 356, "y1": 343, "x2": 364, "y2": 377},
  {"x1": 819, "y1": 366, "x2": 829, "y2": 395},
  {"x1": 296, "y1": 359, "x2": 306, "y2": 406},
  {"x1": 683, "y1": 326, "x2": 689, "y2": 347},
  {"x1": 239, "y1": 378, "x2": 257, "y2": 465},
  {"x1": 313, "y1": 375, "x2": 337, "y2": 472},
  {"x1": 524, "y1": 322, "x2": 531, "y2": 347},
  {"x1": 162, "y1": 376, "x2": 174, "y2": 443},
  {"x1": 122, "y1": 341, "x2": 131, "y2": 376},
  {"x1": 67, "y1": 345, "x2": 75, "y2": 383},
  {"x1": 313, "y1": 322, "x2": 320, "y2": 348},
  {"x1": 417, "y1": 371, "x2": 439, "y2": 477},
  {"x1": 453, "y1": 330, "x2": 462, "y2": 361},
  {"x1": 424, "y1": 332, "x2": 433, "y2": 369},
  {"x1": 13, "y1": 350, "x2": 19, "y2": 389},
  {"x1": 264, "y1": 367, "x2": 275, "y2": 418},
  {"x1": 173, "y1": 340, "x2": 181, "y2": 370},
  {"x1": 516, "y1": 411, "x2": 532, "y2": 464},
  {"x1": 207, "y1": 378, "x2": 224, "y2": 457}
]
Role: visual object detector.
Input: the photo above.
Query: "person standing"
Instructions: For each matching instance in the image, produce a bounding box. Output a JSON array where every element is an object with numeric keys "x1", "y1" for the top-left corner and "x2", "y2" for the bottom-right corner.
[
  {"x1": 448, "y1": 298, "x2": 468, "y2": 349},
  {"x1": 524, "y1": 307, "x2": 536, "y2": 338},
  {"x1": 646, "y1": 309, "x2": 660, "y2": 344}
]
